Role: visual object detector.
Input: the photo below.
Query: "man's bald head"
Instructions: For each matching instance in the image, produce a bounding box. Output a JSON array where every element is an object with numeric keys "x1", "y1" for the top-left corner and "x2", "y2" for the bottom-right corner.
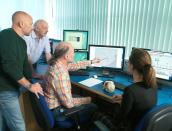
[
  {"x1": 49, "y1": 42, "x2": 74, "y2": 65},
  {"x1": 12, "y1": 11, "x2": 32, "y2": 25},
  {"x1": 33, "y1": 19, "x2": 48, "y2": 38},
  {"x1": 12, "y1": 11, "x2": 33, "y2": 36},
  {"x1": 34, "y1": 19, "x2": 48, "y2": 29},
  {"x1": 54, "y1": 42, "x2": 73, "y2": 58}
]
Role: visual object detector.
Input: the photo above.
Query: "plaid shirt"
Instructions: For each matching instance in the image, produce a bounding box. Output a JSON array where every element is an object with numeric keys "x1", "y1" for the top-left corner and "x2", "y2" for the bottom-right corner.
[{"x1": 43, "y1": 60, "x2": 91, "y2": 109}]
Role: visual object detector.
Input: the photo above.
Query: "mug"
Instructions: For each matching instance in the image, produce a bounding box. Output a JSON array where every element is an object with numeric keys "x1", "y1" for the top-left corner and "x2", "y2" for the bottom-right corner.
[{"x1": 103, "y1": 81, "x2": 115, "y2": 93}]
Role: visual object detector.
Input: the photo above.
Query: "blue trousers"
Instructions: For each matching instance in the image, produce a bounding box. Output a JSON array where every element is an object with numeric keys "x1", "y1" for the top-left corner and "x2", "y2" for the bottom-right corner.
[{"x1": 0, "y1": 91, "x2": 25, "y2": 131}]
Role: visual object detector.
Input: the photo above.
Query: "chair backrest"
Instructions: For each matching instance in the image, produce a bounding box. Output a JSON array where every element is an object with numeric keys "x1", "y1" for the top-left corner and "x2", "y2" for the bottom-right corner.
[
  {"x1": 29, "y1": 92, "x2": 55, "y2": 129},
  {"x1": 135, "y1": 104, "x2": 172, "y2": 131}
]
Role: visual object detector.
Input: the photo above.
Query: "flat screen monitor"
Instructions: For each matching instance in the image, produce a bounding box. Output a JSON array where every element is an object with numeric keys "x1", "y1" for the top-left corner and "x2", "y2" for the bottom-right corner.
[
  {"x1": 63, "y1": 30, "x2": 88, "y2": 50},
  {"x1": 147, "y1": 50, "x2": 172, "y2": 81},
  {"x1": 74, "y1": 51, "x2": 88, "y2": 63},
  {"x1": 89, "y1": 45, "x2": 125, "y2": 70}
]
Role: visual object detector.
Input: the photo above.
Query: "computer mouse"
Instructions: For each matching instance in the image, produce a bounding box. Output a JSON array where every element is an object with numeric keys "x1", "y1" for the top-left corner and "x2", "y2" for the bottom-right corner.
[{"x1": 92, "y1": 75, "x2": 98, "y2": 79}]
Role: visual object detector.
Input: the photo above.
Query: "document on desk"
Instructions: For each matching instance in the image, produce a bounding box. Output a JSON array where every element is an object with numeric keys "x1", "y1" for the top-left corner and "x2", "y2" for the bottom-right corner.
[{"x1": 79, "y1": 78, "x2": 103, "y2": 87}]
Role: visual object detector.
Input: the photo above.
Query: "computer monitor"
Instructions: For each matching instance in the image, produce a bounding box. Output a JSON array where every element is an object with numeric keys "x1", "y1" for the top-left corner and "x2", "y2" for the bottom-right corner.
[
  {"x1": 147, "y1": 50, "x2": 172, "y2": 81},
  {"x1": 74, "y1": 51, "x2": 88, "y2": 63},
  {"x1": 63, "y1": 30, "x2": 88, "y2": 50},
  {"x1": 89, "y1": 45, "x2": 125, "y2": 71}
]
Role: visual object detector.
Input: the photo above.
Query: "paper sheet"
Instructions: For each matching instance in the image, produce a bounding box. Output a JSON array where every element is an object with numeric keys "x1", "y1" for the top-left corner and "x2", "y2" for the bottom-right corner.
[{"x1": 79, "y1": 78, "x2": 103, "y2": 87}]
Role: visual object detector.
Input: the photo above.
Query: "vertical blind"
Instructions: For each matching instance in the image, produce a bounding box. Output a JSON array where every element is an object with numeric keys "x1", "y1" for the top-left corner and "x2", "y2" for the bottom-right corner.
[
  {"x1": 0, "y1": 0, "x2": 171, "y2": 57},
  {"x1": 52, "y1": 0, "x2": 172, "y2": 57}
]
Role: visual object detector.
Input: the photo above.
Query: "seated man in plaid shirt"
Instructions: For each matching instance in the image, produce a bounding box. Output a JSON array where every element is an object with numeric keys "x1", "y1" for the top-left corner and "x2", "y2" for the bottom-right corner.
[{"x1": 43, "y1": 41, "x2": 100, "y2": 125}]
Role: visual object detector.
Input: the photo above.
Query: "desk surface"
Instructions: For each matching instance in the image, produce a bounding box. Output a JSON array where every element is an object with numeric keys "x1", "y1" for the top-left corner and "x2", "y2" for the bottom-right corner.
[
  {"x1": 36, "y1": 63, "x2": 172, "y2": 105},
  {"x1": 71, "y1": 76, "x2": 123, "y2": 103},
  {"x1": 70, "y1": 72, "x2": 172, "y2": 105}
]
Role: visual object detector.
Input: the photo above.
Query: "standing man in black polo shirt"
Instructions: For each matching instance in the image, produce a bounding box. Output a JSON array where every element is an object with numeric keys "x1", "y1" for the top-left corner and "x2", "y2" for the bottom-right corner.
[{"x1": 0, "y1": 11, "x2": 43, "y2": 131}]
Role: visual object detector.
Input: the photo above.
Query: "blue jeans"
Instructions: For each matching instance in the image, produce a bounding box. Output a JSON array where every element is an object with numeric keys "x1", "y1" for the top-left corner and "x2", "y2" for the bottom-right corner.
[{"x1": 0, "y1": 91, "x2": 25, "y2": 131}]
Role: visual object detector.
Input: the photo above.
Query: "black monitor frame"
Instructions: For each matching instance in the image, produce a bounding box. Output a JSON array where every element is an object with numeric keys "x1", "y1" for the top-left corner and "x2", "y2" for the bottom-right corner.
[
  {"x1": 63, "y1": 30, "x2": 88, "y2": 51},
  {"x1": 89, "y1": 45, "x2": 125, "y2": 71}
]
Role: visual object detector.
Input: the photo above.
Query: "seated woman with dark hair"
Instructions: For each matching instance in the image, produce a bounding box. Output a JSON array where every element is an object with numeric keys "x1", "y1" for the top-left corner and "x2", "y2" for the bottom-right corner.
[{"x1": 95, "y1": 48, "x2": 157, "y2": 131}]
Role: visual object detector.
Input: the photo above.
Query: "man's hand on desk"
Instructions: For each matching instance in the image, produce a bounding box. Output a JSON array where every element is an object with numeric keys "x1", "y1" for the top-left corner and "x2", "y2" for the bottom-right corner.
[{"x1": 112, "y1": 95, "x2": 122, "y2": 104}]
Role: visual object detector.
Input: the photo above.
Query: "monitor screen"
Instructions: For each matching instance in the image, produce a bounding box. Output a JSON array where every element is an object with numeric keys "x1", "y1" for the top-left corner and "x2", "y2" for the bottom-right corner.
[
  {"x1": 147, "y1": 50, "x2": 172, "y2": 81},
  {"x1": 74, "y1": 51, "x2": 88, "y2": 63},
  {"x1": 63, "y1": 30, "x2": 88, "y2": 50},
  {"x1": 89, "y1": 45, "x2": 125, "y2": 70}
]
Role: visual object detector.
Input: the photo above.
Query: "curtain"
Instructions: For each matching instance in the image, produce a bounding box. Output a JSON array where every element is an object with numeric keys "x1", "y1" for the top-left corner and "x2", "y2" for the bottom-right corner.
[{"x1": 53, "y1": 0, "x2": 172, "y2": 57}]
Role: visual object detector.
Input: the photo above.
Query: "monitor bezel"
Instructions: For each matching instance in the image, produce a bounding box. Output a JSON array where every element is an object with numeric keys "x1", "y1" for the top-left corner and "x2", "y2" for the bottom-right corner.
[
  {"x1": 132, "y1": 47, "x2": 151, "y2": 51},
  {"x1": 88, "y1": 45, "x2": 125, "y2": 71},
  {"x1": 63, "y1": 30, "x2": 88, "y2": 51}
]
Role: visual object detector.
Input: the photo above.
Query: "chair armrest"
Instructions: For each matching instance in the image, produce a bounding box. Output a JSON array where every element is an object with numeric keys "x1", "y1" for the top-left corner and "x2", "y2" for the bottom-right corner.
[
  {"x1": 63, "y1": 106, "x2": 84, "y2": 117},
  {"x1": 94, "y1": 121, "x2": 110, "y2": 131}
]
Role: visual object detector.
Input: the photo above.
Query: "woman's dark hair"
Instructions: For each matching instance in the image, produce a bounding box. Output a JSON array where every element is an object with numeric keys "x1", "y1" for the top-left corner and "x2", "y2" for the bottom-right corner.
[
  {"x1": 48, "y1": 42, "x2": 70, "y2": 66},
  {"x1": 129, "y1": 48, "x2": 157, "y2": 88}
]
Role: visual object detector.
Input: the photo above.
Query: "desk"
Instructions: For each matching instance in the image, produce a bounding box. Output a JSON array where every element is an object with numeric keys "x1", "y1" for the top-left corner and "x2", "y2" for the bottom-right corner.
[
  {"x1": 157, "y1": 86, "x2": 172, "y2": 105},
  {"x1": 70, "y1": 71, "x2": 133, "y2": 103},
  {"x1": 71, "y1": 76, "x2": 123, "y2": 103},
  {"x1": 70, "y1": 71, "x2": 172, "y2": 105},
  {"x1": 19, "y1": 63, "x2": 172, "y2": 130},
  {"x1": 35, "y1": 63, "x2": 172, "y2": 105}
]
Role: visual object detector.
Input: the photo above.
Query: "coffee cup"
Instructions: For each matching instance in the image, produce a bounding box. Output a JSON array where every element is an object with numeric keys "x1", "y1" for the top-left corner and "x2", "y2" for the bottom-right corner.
[{"x1": 103, "y1": 81, "x2": 115, "y2": 93}]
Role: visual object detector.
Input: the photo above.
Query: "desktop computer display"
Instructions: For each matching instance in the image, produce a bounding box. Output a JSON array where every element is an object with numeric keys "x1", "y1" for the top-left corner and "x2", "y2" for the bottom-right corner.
[
  {"x1": 132, "y1": 47, "x2": 172, "y2": 81},
  {"x1": 74, "y1": 51, "x2": 88, "y2": 63},
  {"x1": 89, "y1": 45, "x2": 125, "y2": 70},
  {"x1": 63, "y1": 30, "x2": 88, "y2": 50},
  {"x1": 147, "y1": 50, "x2": 172, "y2": 81}
]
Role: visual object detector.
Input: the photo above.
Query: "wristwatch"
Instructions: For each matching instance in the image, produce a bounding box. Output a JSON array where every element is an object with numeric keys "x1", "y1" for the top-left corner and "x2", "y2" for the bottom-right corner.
[{"x1": 25, "y1": 83, "x2": 32, "y2": 89}]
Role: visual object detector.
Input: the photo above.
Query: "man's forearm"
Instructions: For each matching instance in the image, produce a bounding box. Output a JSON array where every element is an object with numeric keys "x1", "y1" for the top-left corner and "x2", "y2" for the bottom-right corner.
[
  {"x1": 45, "y1": 53, "x2": 52, "y2": 62},
  {"x1": 67, "y1": 60, "x2": 91, "y2": 71},
  {"x1": 18, "y1": 77, "x2": 32, "y2": 90},
  {"x1": 28, "y1": 57, "x2": 35, "y2": 73},
  {"x1": 18, "y1": 77, "x2": 44, "y2": 97}
]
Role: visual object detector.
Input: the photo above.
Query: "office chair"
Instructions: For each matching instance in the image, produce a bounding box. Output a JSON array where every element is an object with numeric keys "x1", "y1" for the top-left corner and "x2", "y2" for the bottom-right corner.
[
  {"x1": 94, "y1": 104, "x2": 172, "y2": 131},
  {"x1": 29, "y1": 92, "x2": 87, "y2": 130},
  {"x1": 135, "y1": 104, "x2": 172, "y2": 131}
]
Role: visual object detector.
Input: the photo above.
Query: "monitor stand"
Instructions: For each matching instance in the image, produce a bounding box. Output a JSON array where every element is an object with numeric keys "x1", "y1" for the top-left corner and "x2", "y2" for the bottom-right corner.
[
  {"x1": 102, "y1": 70, "x2": 110, "y2": 76},
  {"x1": 98, "y1": 69, "x2": 114, "y2": 78}
]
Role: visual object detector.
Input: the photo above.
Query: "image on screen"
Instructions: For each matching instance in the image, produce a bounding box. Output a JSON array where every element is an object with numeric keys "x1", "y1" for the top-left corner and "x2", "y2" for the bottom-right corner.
[
  {"x1": 63, "y1": 30, "x2": 88, "y2": 50},
  {"x1": 89, "y1": 45, "x2": 125, "y2": 70},
  {"x1": 147, "y1": 50, "x2": 172, "y2": 81},
  {"x1": 74, "y1": 52, "x2": 88, "y2": 63}
]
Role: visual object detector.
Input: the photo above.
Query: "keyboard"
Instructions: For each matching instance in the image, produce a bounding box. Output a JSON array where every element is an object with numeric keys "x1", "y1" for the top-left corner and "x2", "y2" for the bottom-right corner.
[
  {"x1": 113, "y1": 81, "x2": 126, "y2": 91},
  {"x1": 69, "y1": 70, "x2": 90, "y2": 76},
  {"x1": 97, "y1": 74, "x2": 114, "y2": 78}
]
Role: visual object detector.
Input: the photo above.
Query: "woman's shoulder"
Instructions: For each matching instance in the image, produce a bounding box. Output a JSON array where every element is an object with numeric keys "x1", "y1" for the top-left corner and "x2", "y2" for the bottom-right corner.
[
  {"x1": 125, "y1": 82, "x2": 145, "y2": 92},
  {"x1": 127, "y1": 82, "x2": 141, "y2": 88},
  {"x1": 126, "y1": 82, "x2": 157, "y2": 93}
]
